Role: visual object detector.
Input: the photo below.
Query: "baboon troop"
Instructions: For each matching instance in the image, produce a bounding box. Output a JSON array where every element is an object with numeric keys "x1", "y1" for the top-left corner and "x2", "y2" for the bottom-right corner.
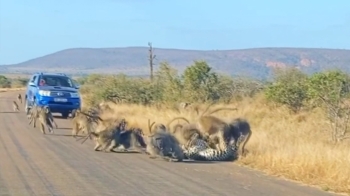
[{"x1": 12, "y1": 90, "x2": 251, "y2": 162}]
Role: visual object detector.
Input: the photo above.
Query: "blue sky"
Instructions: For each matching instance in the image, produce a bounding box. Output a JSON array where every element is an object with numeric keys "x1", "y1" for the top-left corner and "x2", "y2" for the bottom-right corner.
[{"x1": 0, "y1": 0, "x2": 349, "y2": 64}]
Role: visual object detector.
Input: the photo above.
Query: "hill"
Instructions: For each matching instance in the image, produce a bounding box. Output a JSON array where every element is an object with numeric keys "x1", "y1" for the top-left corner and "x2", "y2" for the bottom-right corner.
[{"x1": 2, "y1": 47, "x2": 350, "y2": 79}]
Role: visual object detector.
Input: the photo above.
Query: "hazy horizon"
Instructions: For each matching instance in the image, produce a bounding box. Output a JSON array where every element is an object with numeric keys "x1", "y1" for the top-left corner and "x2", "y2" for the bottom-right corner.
[{"x1": 1, "y1": 0, "x2": 349, "y2": 64}]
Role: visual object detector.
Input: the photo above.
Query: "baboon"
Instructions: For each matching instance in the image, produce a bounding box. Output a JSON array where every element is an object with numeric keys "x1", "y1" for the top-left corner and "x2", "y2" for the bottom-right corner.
[
  {"x1": 70, "y1": 109, "x2": 78, "y2": 119},
  {"x1": 166, "y1": 104, "x2": 238, "y2": 151},
  {"x1": 97, "y1": 117, "x2": 125, "y2": 131},
  {"x1": 89, "y1": 119, "x2": 127, "y2": 152},
  {"x1": 144, "y1": 120, "x2": 184, "y2": 162},
  {"x1": 148, "y1": 119, "x2": 167, "y2": 133},
  {"x1": 115, "y1": 128, "x2": 147, "y2": 153},
  {"x1": 71, "y1": 115, "x2": 90, "y2": 138},
  {"x1": 12, "y1": 101, "x2": 20, "y2": 112},
  {"x1": 175, "y1": 125, "x2": 207, "y2": 146},
  {"x1": 226, "y1": 118, "x2": 252, "y2": 156},
  {"x1": 145, "y1": 131, "x2": 184, "y2": 162},
  {"x1": 71, "y1": 109, "x2": 102, "y2": 138},
  {"x1": 28, "y1": 105, "x2": 40, "y2": 127},
  {"x1": 163, "y1": 117, "x2": 206, "y2": 147},
  {"x1": 43, "y1": 106, "x2": 58, "y2": 129},
  {"x1": 17, "y1": 94, "x2": 22, "y2": 104},
  {"x1": 28, "y1": 106, "x2": 54, "y2": 134}
]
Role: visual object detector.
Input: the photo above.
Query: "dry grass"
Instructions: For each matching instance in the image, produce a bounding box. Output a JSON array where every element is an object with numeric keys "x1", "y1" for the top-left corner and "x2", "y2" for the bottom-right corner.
[
  {"x1": 82, "y1": 94, "x2": 350, "y2": 195},
  {"x1": 0, "y1": 87, "x2": 26, "y2": 93},
  {"x1": 1, "y1": 73, "x2": 31, "y2": 79}
]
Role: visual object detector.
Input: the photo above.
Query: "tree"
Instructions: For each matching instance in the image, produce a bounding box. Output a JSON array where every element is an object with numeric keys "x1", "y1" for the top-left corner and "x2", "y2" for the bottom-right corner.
[
  {"x1": 148, "y1": 42, "x2": 156, "y2": 81},
  {"x1": 154, "y1": 62, "x2": 183, "y2": 102},
  {"x1": 264, "y1": 67, "x2": 308, "y2": 113},
  {"x1": 182, "y1": 61, "x2": 220, "y2": 102},
  {"x1": 306, "y1": 70, "x2": 350, "y2": 142}
]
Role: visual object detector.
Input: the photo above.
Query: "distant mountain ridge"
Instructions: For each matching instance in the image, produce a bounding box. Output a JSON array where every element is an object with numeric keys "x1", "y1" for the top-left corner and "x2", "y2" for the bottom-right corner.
[{"x1": 2, "y1": 47, "x2": 350, "y2": 79}]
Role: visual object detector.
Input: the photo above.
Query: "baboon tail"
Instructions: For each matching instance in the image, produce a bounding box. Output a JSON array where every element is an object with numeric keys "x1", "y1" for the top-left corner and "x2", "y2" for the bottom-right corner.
[
  {"x1": 207, "y1": 107, "x2": 238, "y2": 115},
  {"x1": 90, "y1": 132, "x2": 99, "y2": 137},
  {"x1": 166, "y1": 117, "x2": 190, "y2": 130},
  {"x1": 199, "y1": 102, "x2": 215, "y2": 116},
  {"x1": 240, "y1": 129, "x2": 252, "y2": 155}
]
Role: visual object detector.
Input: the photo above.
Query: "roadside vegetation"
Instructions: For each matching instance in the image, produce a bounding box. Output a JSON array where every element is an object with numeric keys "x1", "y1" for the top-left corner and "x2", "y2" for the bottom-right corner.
[
  {"x1": 5, "y1": 60, "x2": 350, "y2": 194},
  {"x1": 0, "y1": 75, "x2": 28, "y2": 92},
  {"x1": 0, "y1": 75, "x2": 29, "y2": 88}
]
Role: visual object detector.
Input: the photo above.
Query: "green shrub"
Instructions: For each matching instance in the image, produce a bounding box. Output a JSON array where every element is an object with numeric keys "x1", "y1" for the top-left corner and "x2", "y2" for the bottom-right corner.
[{"x1": 264, "y1": 67, "x2": 308, "y2": 113}]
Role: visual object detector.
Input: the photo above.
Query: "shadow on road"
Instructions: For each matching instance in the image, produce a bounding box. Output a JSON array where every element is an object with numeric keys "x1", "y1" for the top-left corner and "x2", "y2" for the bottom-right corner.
[
  {"x1": 53, "y1": 116, "x2": 67, "y2": 119},
  {"x1": 56, "y1": 127, "x2": 71, "y2": 130},
  {"x1": 50, "y1": 134, "x2": 81, "y2": 137},
  {"x1": 111, "y1": 150, "x2": 144, "y2": 154},
  {"x1": 181, "y1": 160, "x2": 217, "y2": 164}
]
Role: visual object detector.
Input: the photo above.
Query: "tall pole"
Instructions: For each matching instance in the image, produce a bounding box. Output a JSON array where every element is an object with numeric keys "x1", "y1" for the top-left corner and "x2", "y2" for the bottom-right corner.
[{"x1": 148, "y1": 42, "x2": 156, "y2": 81}]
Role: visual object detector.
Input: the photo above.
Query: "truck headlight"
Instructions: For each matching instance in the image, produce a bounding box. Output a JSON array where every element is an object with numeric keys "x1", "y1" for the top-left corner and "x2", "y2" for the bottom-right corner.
[
  {"x1": 38, "y1": 90, "x2": 50, "y2": 96},
  {"x1": 70, "y1": 93, "x2": 80, "y2": 98}
]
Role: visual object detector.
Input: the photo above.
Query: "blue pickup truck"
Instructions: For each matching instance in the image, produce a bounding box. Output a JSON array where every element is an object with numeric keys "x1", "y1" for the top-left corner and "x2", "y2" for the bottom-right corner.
[{"x1": 25, "y1": 72, "x2": 81, "y2": 119}]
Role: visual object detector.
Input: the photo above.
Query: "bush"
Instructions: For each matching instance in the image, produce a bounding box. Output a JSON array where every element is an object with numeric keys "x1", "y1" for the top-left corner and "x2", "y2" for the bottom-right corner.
[
  {"x1": 10, "y1": 77, "x2": 29, "y2": 88},
  {"x1": 0, "y1": 75, "x2": 29, "y2": 88},
  {"x1": 264, "y1": 67, "x2": 308, "y2": 113},
  {"x1": 0, "y1": 75, "x2": 11, "y2": 88}
]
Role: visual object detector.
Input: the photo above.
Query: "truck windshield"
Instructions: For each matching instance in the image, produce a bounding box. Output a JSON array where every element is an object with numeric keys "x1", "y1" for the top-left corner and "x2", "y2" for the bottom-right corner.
[{"x1": 39, "y1": 75, "x2": 74, "y2": 88}]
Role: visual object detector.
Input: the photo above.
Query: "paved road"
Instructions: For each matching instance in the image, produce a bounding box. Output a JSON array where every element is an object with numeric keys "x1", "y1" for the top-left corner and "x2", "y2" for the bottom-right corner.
[{"x1": 0, "y1": 91, "x2": 341, "y2": 196}]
